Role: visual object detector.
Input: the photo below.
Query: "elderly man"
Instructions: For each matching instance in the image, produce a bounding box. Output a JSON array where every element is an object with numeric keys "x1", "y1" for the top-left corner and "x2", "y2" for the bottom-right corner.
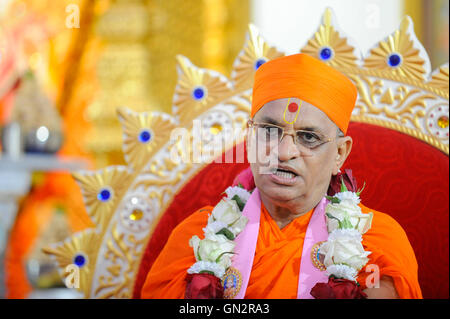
[{"x1": 141, "y1": 54, "x2": 422, "y2": 299}]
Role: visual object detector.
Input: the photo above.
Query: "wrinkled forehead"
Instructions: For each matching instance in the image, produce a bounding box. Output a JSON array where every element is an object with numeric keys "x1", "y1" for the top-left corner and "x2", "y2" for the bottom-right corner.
[{"x1": 252, "y1": 98, "x2": 338, "y2": 131}]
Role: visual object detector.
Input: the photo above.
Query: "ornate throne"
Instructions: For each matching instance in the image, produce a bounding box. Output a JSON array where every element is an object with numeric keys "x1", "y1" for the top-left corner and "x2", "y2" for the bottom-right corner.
[{"x1": 43, "y1": 9, "x2": 449, "y2": 298}]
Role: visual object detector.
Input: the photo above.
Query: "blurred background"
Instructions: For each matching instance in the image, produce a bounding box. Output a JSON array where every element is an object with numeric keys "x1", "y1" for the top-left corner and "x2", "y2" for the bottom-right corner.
[{"x1": 0, "y1": 0, "x2": 448, "y2": 299}]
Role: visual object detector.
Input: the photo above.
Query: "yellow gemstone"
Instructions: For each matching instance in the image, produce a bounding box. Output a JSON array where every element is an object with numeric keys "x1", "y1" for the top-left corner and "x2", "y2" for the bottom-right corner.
[
  {"x1": 437, "y1": 116, "x2": 449, "y2": 129},
  {"x1": 209, "y1": 123, "x2": 223, "y2": 135},
  {"x1": 129, "y1": 209, "x2": 143, "y2": 221}
]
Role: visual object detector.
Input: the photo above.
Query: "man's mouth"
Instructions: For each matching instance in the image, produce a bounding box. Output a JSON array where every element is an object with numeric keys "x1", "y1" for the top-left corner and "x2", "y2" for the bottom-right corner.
[
  {"x1": 274, "y1": 168, "x2": 297, "y2": 179},
  {"x1": 269, "y1": 165, "x2": 299, "y2": 184}
]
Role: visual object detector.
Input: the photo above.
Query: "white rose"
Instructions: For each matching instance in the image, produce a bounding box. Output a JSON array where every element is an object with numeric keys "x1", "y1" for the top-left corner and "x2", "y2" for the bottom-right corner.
[
  {"x1": 224, "y1": 186, "x2": 251, "y2": 204},
  {"x1": 335, "y1": 191, "x2": 360, "y2": 205},
  {"x1": 229, "y1": 215, "x2": 248, "y2": 237},
  {"x1": 187, "y1": 261, "x2": 226, "y2": 278},
  {"x1": 203, "y1": 220, "x2": 227, "y2": 236},
  {"x1": 189, "y1": 235, "x2": 201, "y2": 259},
  {"x1": 210, "y1": 198, "x2": 241, "y2": 226},
  {"x1": 325, "y1": 200, "x2": 373, "y2": 234},
  {"x1": 204, "y1": 214, "x2": 248, "y2": 241},
  {"x1": 326, "y1": 264, "x2": 358, "y2": 281},
  {"x1": 190, "y1": 233, "x2": 235, "y2": 269},
  {"x1": 320, "y1": 229, "x2": 371, "y2": 271}
]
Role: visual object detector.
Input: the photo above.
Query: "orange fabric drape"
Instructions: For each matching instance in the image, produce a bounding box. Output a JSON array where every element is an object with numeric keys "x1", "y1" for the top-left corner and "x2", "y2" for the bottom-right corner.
[{"x1": 141, "y1": 201, "x2": 422, "y2": 299}]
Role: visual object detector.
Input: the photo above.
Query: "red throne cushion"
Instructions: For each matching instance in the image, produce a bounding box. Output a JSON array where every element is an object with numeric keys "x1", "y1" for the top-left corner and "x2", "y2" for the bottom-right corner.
[{"x1": 133, "y1": 122, "x2": 449, "y2": 299}]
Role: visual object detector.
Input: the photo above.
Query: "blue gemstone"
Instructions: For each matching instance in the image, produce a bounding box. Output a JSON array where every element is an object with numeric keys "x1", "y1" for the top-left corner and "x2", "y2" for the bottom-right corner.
[
  {"x1": 192, "y1": 87, "x2": 205, "y2": 100},
  {"x1": 254, "y1": 58, "x2": 266, "y2": 70},
  {"x1": 320, "y1": 47, "x2": 333, "y2": 60},
  {"x1": 139, "y1": 130, "x2": 151, "y2": 143},
  {"x1": 97, "y1": 188, "x2": 111, "y2": 202},
  {"x1": 73, "y1": 254, "x2": 86, "y2": 267},
  {"x1": 388, "y1": 53, "x2": 402, "y2": 67}
]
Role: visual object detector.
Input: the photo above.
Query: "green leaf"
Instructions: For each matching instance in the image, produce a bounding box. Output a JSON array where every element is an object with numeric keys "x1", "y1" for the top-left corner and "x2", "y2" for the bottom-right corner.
[
  {"x1": 199, "y1": 270, "x2": 215, "y2": 276},
  {"x1": 340, "y1": 177, "x2": 348, "y2": 192},
  {"x1": 215, "y1": 251, "x2": 236, "y2": 263},
  {"x1": 356, "y1": 181, "x2": 366, "y2": 197},
  {"x1": 325, "y1": 195, "x2": 341, "y2": 204},
  {"x1": 237, "y1": 182, "x2": 245, "y2": 189},
  {"x1": 231, "y1": 195, "x2": 245, "y2": 211},
  {"x1": 216, "y1": 227, "x2": 235, "y2": 240},
  {"x1": 339, "y1": 217, "x2": 354, "y2": 229},
  {"x1": 325, "y1": 212, "x2": 341, "y2": 222}
]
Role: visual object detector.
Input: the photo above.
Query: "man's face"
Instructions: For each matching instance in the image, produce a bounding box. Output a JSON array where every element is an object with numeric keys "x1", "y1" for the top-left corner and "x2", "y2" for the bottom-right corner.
[{"x1": 247, "y1": 98, "x2": 345, "y2": 209}]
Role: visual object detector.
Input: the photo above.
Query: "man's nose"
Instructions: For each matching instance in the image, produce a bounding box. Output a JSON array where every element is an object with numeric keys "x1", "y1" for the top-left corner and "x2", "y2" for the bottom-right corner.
[{"x1": 277, "y1": 133, "x2": 300, "y2": 162}]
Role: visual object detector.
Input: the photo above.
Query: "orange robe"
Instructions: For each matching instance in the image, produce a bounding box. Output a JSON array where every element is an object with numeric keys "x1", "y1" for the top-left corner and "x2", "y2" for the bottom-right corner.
[{"x1": 141, "y1": 203, "x2": 422, "y2": 299}]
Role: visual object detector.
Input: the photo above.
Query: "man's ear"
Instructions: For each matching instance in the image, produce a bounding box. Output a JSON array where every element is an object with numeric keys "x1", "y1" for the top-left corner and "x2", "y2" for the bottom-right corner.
[{"x1": 333, "y1": 136, "x2": 353, "y2": 175}]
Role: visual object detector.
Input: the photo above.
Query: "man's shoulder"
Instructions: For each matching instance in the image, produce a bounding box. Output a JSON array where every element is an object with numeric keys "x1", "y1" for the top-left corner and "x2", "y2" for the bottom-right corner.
[
  {"x1": 158, "y1": 205, "x2": 215, "y2": 259},
  {"x1": 171, "y1": 205, "x2": 214, "y2": 235},
  {"x1": 358, "y1": 203, "x2": 410, "y2": 243}
]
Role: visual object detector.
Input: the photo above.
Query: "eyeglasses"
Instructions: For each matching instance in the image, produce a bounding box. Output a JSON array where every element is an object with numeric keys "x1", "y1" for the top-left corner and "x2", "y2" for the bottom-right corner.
[{"x1": 247, "y1": 120, "x2": 334, "y2": 155}]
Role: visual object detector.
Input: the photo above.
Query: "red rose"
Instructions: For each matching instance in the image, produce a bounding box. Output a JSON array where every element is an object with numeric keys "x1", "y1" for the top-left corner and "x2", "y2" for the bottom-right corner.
[
  {"x1": 327, "y1": 169, "x2": 358, "y2": 196},
  {"x1": 185, "y1": 273, "x2": 224, "y2": 299},
  {"x1": 232, "y1": 167, "x2": 255, "y2": 191},
  {"x1": 311, "y1": 277, "x2": 367, "y2": 299}
]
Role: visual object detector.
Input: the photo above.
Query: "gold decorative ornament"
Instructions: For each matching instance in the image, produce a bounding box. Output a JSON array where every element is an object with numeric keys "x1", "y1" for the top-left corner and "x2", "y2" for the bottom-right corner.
[
  {"x1": 72, "y1": 166, "x2": 132, "y2": 230},
  {"x1": 119, "y1": 194, "x2": 155, "y2": 233},
  {"x1": 42, "y1": 230, "x2": 100, "y2": 297},
  {"x1": 364, "y1": 17, "x2": 428, "y2": 81},
  {"x1": 301, "y1": 8, "x2": 358, "y2": 69},
  {"x1": 300, "y1": 10, "x2": 448, "y2": 153},
  {"x1": 310, "y1": 241, "x2": 327, "y2": 271},
  {"x1": 117, "y1": 107, "x2": 177, "y2": 171},
  {"x1": 429, "y1": 65, "x2": 450, "y2": 90},
  {"x1": 43, "y1": 9, "x2": 449, "y2": 298},
  {"x1": 231, "y1": 24, "x2": 284, "y2": 90},
  {"x1": 173, "y1": 55, "x2": 232, "y2": 127},
  {"x1": 222, "y1": 266, "x2": 243, "y2": 299}
]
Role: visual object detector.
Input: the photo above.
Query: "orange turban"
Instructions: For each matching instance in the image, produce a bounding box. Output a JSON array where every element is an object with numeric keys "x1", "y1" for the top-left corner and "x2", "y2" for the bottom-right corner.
[{"x1": 251, "y1": 53, "x2": 357, "y2": 134}]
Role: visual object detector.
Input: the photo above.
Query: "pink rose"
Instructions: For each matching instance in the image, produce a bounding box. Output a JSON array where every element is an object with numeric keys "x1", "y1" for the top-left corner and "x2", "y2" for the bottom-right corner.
[{"x1": 232, "y1": 167, "x2": 255, "y2": 191}]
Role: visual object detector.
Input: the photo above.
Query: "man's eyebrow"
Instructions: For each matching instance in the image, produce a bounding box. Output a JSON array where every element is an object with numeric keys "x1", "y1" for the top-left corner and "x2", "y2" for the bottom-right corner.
[
  {"x1": 257, "y1": 116, "x2": 326, "y2": 133},
  {"x1": 299, "y1": 126, "x2": 322, "y2": 132},
  {"x1": 259, "y1": 116, "x2": 281, "y2": 125}
]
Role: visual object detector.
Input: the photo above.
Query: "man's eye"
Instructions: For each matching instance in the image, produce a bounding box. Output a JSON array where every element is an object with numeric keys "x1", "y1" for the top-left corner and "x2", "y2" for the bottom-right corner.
[{"x1": 298, "y1": 131, "x2": 320, "y2": 143}]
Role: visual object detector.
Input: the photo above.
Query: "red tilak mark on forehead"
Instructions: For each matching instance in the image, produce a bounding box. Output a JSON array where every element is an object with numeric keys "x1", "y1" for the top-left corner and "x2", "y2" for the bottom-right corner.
[{"x1": 288, "y1": 102, "x2": 298, "y2": 113}]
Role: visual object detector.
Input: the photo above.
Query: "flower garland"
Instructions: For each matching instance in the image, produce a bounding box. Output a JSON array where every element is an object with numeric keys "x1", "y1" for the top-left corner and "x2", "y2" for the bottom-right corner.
[
  {"x1": 311, "y1": 176, "x2": 373, "y2": 299},
  {"x1": 185, "y1": 170, "x2": 373, "y2": 299},
  {"x1": 185, "y1": 185, "x2": 250, "y2": 298}
]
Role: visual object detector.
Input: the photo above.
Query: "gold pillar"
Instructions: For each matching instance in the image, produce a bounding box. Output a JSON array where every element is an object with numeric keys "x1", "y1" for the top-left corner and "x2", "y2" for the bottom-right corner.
[
  {"x1": 404, "y1": 0, "x2": 449, "y2": 69},
  {"x1": 85, "y1": 0, "x2": 153, "y2": 167},
  {"x1": 147, "y1": 0, "x2": 250, "y2": 112},
  {"x1": 85, "y1": 0, "x2": 250, "y2": 167},
  {"x1": 403, "y1": 0, "x2": 424, "y2": 44}
]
